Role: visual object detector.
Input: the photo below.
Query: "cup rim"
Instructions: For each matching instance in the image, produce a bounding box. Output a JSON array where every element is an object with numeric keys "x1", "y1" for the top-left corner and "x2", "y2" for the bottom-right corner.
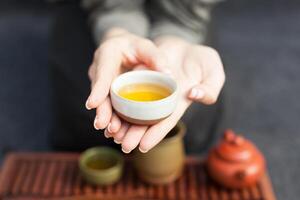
[
  {"x1": 79, "y1": 147, "x2": 124, "y2": 174},
  {"x1": 111, "y1": 70, "x2": 178, "y2": 104}
]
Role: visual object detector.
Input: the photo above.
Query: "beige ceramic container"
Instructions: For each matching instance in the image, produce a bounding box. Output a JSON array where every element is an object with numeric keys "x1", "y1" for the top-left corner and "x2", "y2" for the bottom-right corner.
[
  {"x1": 134, "y1": 121, "x2": 186, "y2": 184},
  {"x1": 79, "y1": 147, "x2": 124, "y2": 186},
  {"x1": 110, "y1": 70, "x2": 178, "y2": 125}
]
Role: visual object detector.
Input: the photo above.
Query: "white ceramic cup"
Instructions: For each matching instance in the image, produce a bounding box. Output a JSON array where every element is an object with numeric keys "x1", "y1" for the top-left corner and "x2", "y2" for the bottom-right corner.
[{"x1": 110, "y1": 70, "x2": 178, "y2": 125}]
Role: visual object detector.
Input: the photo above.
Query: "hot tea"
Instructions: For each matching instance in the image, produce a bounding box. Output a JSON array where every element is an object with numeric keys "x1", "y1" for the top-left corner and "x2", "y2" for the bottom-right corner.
[{"x1": 118, "y1": 83, "x2": 172, "y2": 102}]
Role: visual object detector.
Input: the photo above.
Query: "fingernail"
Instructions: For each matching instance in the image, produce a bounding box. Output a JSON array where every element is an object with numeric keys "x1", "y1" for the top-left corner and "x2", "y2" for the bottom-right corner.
[
  {"x1": 107, "y1": 123, "x2": 113, "y2": 133},
  {"x1": 114, "y1": 139, "x2": 121, "y2": 144},
  {"x1": 196, "y1": 89, "x2": 204, "y2": 98},
  {"x1": 122, "y1": 148, "x2": 131, "y2": 154},
  {"x1": 190, "y1": 88, "x2": 198, "y2": 98},
  {"x1": 94, "y1": 116, "x2": 99, "y2": 130},
  {"x1": 139, "y1": 147, "x2": 148, "y2": 153},
  {"x1": 104, "y1": 129, "x2": 111, "y2": 138},
  {"x1": 85, "y1": 98, "x2": 91, "y2": 110}
]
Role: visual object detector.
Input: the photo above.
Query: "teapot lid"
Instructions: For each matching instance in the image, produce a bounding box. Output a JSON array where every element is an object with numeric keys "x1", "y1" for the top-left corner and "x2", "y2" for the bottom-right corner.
[{"x1": 215, "y1": 130, "x2": 257, "y2": 162}]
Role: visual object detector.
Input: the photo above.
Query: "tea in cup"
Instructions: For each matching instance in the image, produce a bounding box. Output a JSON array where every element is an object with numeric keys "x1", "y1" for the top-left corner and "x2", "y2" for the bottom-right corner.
[
  {"x1": 110, "y1": 70, "x2": 178, "y2": 125},
  {"x1": 118, "y1": 83, "x2": 172, "y2": 102}
]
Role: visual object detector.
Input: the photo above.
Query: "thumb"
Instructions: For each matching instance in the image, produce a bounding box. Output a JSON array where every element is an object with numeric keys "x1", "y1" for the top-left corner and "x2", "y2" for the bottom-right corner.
[{"x1": 86, "y1": 44, "x2": 122, "y2": 109}]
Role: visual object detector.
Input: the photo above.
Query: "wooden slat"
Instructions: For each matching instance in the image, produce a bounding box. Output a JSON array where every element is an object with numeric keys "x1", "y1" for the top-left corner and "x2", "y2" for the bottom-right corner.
[
  {"x1": 41, "y1": 161, "x2": 57, "y2": 196},
  {"x1": 135, "y1": 177, "x2": 146, "y2": 198},
  {"x1": 53, "y1": 161, "x2": 67, "y2": 196},
  {"x1": 241, "y1": 187, "x2": 251, "y2": 200},
  {"x1": 63, "y1": 162, "x2": 77, "y2": 196},
  {"x1": 125, "y1": 164, "x2": 134, "y2": 197},
  {"x1": 114, "y1": 173, "x2": 124, "y2": 196},
  {"x1": 219, "y1": 188, "x2": 230, "y2": 200},
  {"x1": 166, "y1": 178, "x2": 176, "y2": 200},
  {"x1": 94, "y1": 185, "x2": 104, "y2": 197},
  {"x1": 155, "y1": 185, "x2": 164, "y2": 199},
  {"x1": 197, "y1": 165, "x2": 208, "y2": 200},
  {"x1": 82, "y1": 181, "x2": 94, "y2": 195},
  {"x1": 177, "y1": 167, "x2": 187, "y2": 200},
  {"x1": 73, "y1": 167, "x2": 82, "y2": 196},
  {"x1": 230, "y1": 189, "x2": 241, "y2": 200},
  {"x1": 187, "y1": 164, "x2": 198, "y2": 199},
  {"x1": 11, "y1": 161, "x2": 28, "y2": 195},
  {"x1": 250, "y1": 184, "x2": 261, "y2": 200},
  {"x1": 32, "y1": 160, "x2": 48, "y2": 195},
  {"x1": 21, "y1": 161, "x2": 37, "y2": 194},
  {"x1": 208, "y1": 184, "x2": 219, "y2": 200},
  {"x1": 0, "y1": 154, "x2": 18, "y2": 197},
  {"x1": 146, "y1": 184, "x2": 155, "y2": 199}
]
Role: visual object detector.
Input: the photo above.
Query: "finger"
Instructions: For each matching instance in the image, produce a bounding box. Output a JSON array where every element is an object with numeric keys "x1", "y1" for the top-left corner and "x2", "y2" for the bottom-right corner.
[
  {"x1": 107, "y1": 113, "x2": 121, "y2": 134},
  {"x1": 133, "y1": 64, "x2": 148, "y2": 71},
  {"x1": 87, "y1": 62, "x2": 97, "y2": 82},
  {"x1": 104, "y1": 129, "x2": 112, "y2": 138},
  {"x1": 86, "y1": 43, "x2": 122, "y2": 109},
  {"x1": 188, "y1": 48, "x2": 225, "y2": 105},
  {"x1": 188, "y1": 87, "x2": 205, "y2": 100},
  {"x1": 188, "y1": 69, "x2": 225, "y2": 105},
  {"x1": 139, "y1": 105, "x2": 187, "y2": 153},
  {"x1": 94, "y1": 97, "x2": 112, "y2": 130},
  {"x1": 121, "y1": 125, "x2": 148, "y2": 154},
  {"x1": 135, "y1": 40, "x2": 171, "y2": 74},
  {"x1": 112, "y1": 122, "x2": 130, "y2": 144}
]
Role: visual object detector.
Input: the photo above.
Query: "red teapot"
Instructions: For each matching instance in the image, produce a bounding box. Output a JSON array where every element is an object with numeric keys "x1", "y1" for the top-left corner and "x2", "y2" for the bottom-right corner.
[{"x1": 207, "y1": 129, "x2": 265, "y2": 189}]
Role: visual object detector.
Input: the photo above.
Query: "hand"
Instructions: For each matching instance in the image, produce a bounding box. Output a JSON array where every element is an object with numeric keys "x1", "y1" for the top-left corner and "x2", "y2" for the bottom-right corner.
[
  {"x1": 86, "y1": 28, "x2": 168, "y2": 132},
  {"x1": 106, "y1": 36, "x2": 225, "y2": 153}
]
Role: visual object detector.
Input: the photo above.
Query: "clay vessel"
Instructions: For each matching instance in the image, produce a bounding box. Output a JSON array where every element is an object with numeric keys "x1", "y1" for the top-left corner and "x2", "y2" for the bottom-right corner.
[
  {"x1": 207, "y1": 129, "x2": 265, "y2": 189},
  {"x1": 79, "y1": 147, "x2": 124, "y2": 185},
  {"x1": 134, "y1": 121, "x2": 186, "y2": 184}
]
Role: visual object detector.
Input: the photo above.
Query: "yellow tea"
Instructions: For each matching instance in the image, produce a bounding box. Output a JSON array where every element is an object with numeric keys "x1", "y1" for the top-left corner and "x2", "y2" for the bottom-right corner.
[
  {"x1": 86, "y1": 156, "x2": 116, "y2": 170},
  {"x1": 118, "y1": 83, "x2": 172, "y2": 102}
]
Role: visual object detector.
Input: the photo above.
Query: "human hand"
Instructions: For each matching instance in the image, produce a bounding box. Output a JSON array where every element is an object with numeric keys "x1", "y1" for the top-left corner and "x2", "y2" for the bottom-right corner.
[
  {"x1": 106, "y1": 36, "x2": 225, "y2": 153},
  {"x1": 86, "y1": 28, "x2": 169, "y2": 132}
]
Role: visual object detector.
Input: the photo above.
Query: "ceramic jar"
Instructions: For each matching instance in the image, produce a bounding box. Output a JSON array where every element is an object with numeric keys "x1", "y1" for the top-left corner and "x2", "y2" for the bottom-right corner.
[
  {"x1": 207, "y1": 130, "x2": 265, "y2": 189},
  {"x1": 134, "y1": 121, "x2": 186, "y2": 184}
]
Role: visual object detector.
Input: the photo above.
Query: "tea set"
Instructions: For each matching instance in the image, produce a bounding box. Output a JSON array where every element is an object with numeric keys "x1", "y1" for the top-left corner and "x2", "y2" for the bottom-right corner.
[{"x1": 79, "y1": 70, "x2": 266, "y2": 189}]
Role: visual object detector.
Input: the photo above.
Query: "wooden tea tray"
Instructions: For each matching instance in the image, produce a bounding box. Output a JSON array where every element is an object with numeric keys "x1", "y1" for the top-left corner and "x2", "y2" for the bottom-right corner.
[{"x1": 0, "y1": 153, "x2": 276, "y2": 200}]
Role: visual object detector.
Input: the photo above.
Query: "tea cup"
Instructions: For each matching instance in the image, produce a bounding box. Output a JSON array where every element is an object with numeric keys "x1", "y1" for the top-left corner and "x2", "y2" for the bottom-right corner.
[
  {"x1": 79, "y1": 147, "x2": 124, "y2": 185},
  {"x1": 110, "y1": 70, "x2": 178, "y2": 125}
]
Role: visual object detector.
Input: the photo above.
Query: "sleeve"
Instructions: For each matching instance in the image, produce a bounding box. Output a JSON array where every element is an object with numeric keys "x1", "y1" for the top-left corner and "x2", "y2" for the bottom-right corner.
[
  {"x1": 147, "y1": 0, "x2": 223, "y2": 44},
  {"x1": 81, "y1": 0, "x2": 149, "y2": 44}
]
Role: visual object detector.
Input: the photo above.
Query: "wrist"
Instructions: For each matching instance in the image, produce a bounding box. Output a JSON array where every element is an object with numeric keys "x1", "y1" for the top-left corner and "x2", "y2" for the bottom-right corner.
[
  {"x1": 154, "y1": 35, "x2": 189, "y2": 46},
  {"x1": 103, "y1": 27, "x2": 129, "y2": 40}
]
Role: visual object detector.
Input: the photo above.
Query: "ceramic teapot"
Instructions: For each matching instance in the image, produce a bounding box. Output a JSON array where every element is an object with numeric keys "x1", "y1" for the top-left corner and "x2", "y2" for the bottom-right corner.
[{"x1": 207, "y1": 129, "x2": 265, "y2": 189}]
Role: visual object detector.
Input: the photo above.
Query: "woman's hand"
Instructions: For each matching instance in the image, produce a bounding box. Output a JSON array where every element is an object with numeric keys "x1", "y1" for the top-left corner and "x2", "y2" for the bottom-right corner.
[
  {"x1": 106, "y1": 36, "x2": 225, "y2": 153},
  {"x1": 86, "y1": 28, "x2": 168, "y2": 131}
]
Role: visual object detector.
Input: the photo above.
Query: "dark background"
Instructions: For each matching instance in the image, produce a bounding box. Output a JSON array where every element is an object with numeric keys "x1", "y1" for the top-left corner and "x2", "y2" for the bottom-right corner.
[{"x1": 0, "y1": 0, "x2": 299, "y2": 199}]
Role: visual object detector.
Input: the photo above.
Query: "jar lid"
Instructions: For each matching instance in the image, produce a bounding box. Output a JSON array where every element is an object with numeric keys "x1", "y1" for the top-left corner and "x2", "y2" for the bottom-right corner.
[{"x1": 215, "y1": 130, "x2": 257, "y2": 162}]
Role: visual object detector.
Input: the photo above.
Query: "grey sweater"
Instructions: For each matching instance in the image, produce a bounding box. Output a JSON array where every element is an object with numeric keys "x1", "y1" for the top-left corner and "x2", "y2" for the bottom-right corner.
[{"x1": 81, "y1": 0, "x2": 221, "y2": 44}]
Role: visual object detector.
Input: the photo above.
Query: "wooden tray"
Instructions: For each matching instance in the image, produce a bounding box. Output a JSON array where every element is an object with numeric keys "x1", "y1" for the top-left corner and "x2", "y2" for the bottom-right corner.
[{"x1": 0, "y1": 153, "x2": 276, "y2": 200}]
